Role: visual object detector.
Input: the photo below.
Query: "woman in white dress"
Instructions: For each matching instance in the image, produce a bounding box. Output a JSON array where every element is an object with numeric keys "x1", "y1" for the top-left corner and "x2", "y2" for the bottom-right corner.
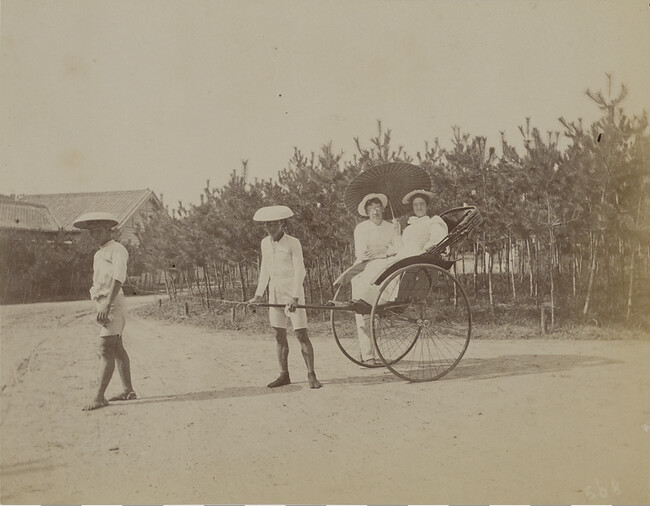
[
  {"x1": 351, "y1": 189, "x2": 448, "y2": 305},
  {"x1": 396, "y1": 189, "x2": 448, "y2": 258},
  {"x1": 348, "y1": 190, "x2": 449, "y2": 364}
]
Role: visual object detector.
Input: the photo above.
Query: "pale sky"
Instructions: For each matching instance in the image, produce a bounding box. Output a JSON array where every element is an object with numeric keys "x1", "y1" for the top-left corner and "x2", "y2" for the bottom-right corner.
[{"x1": 1, "y1": 0, "x2": 649, "y2": 208}]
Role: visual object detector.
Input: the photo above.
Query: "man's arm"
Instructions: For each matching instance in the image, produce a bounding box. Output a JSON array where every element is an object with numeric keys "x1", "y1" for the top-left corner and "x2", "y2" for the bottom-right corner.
[
  {"x1": 97, "y1": 244, "x2": 128, "y2": 324},
  {"x1": 97, "y1": 279, "x2": 122, "y2": 324},
  {"x1": 249, "y1": 240, "x2": 270, "y2": 303},
  {"x1": 288, "y1": 238, "x2": 306, "y2": 310}
]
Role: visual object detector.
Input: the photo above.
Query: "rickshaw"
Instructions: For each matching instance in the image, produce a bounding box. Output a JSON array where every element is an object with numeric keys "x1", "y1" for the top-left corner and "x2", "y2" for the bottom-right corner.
[
  {"x1": 329, "y1": 205, "x2": 481, "y2": 382},
  {"x1": 255, "y1": 162, "x2": 482, "y2": 382},
  {"x1": 256, "y1": 204, "x2": 481, "y2": 383}
]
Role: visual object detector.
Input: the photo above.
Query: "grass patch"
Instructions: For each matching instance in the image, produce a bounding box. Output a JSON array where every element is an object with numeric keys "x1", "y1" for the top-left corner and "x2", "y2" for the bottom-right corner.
[{"x1": 134, "y1": 296, "x2": 650, "y2": 340}]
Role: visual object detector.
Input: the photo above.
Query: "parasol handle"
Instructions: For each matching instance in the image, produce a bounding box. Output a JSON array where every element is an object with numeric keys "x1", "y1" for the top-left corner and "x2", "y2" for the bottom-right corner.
[
  {"x1": 389, "y1": 200, "x2": 395, "y2": 222},
  {"x1": 388, "y1": 200, "x2": 401, "y2": 234}
]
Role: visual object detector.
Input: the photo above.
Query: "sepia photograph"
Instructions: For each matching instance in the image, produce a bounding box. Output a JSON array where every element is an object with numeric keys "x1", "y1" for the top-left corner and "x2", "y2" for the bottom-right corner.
[{"x1": 1, "y1": 0, "x2": 649, "y2": 504}]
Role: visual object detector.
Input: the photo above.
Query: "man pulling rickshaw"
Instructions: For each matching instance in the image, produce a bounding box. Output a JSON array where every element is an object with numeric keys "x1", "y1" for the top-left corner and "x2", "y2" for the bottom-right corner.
[{"x1": 249, "y1": 162, "x2": 482, "y2": 383}]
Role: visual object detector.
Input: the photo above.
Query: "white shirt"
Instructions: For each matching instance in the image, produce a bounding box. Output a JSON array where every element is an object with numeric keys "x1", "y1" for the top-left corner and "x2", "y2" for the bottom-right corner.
[
  {"x1": 90, "y1": 240, "x2": 128, "y2": 300},
  {"x1": 255, "y1": 233, "x2": 306, "y2": 303},
  {"x1": 397, "y1": 215, "x2": 448, "y2": 258},
  {"x1": 353, "y1": 219, "x2": 400, "y2": 263}
]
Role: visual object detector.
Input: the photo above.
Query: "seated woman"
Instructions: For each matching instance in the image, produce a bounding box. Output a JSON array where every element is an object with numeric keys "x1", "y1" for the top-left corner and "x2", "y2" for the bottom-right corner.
[
  {"x1": 350, "y1": 189, "x2": 448, "y2": 305},
  {"x1": 350, "y1": 193, "x2": 400, "y2": 364},
  {"x1": 396, "y1": 189, "x2": 448, "y2": 258}
]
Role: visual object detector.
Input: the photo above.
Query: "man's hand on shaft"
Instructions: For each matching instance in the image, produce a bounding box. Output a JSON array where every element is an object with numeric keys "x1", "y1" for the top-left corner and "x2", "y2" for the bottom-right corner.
[
  {"x1": 247, "y1": 295, "x2": 264, "y2": 305},
  {"x1": 287, "y1": 297, "x2": 299, "y2": 312}
]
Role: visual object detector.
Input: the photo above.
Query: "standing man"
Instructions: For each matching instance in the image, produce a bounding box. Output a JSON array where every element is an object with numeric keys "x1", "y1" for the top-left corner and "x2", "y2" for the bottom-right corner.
[
  {"x1": 248, "y1": 205, "x2": 321, "y2": 389},
  {"x1": 74, "y1": 212, "x2": 136, "y2": 411}
]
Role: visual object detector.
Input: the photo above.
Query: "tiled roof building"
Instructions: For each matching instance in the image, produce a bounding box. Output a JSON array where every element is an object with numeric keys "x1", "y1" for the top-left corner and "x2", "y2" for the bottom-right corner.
[
  {"x1": 0, "y1": 198, "x2": 60, "y2": 232},
  {"x1": 1, "y1": 189, "x2": 164, "y2": 245}
]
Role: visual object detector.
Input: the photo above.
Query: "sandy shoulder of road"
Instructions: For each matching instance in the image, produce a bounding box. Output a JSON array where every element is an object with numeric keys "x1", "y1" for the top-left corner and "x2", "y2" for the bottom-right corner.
[{"x1": 1, "y1": 298, "x2": 649, "y2": 505}]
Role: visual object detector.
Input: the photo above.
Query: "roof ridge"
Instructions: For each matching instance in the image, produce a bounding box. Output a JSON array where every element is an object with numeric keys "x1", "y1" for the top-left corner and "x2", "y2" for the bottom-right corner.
[
  {"x1": 44, "y1": 206, "x2": 62, "y2": 229},
  {"x1": 117, "y1": 189, "x2": 153, "y2": 226},
  {"x1": 24, "y1": 189, "x2": 151, "y2": 198},
  {"x1": 1, "y1": 199, "x2": 50, "y2": 209}
]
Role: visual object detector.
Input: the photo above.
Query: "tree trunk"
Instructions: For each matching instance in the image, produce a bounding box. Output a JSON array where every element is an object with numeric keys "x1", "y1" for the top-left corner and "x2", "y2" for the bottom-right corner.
[
  {"x1": 325, "y1": 254, "x2": 335, "y2": 298},
  {"x1": 163, "y1": 269, "x2": 172, "y2": 302},
  {"x1": 535, "y1": 238, "x2": 540, "y2": 309},
  {"x1": 203, "y1": 266, "x2": 211, "y2": 308},
  {"x1": 203, "y1": 265, "x2": 212, "y2": 299},
  {"x1": 195, "y1": 267, "x2": 204, "y2": 307},
  {"x1": 526, "y1": 237, "x2": 534, "y2": 298},
  {"x1": 316, "y1": 257, "x2": 324, "y2": 304},
  {"x1": 306, "y1": 268, "x2": 315, "y2": 305},
  {"x1": 213, "y1": 262, "x2": 223, "y2": 299},
  {"x1": 481, "y1": 232, "x2": 486, "y2": 280},
  {"x1": 185, "y1": 270, "x2": 193, "y2": 295},
  {"x1": 461, "y1": 246, "x2": 466, "y2": 276},
  {"x1": 237, "y1": 262, "x2": 247, "y2": 301},
  {"x1": 508, "y1": 233, "x2": 516, "y2": 302},
  {"x1": 626, "y1": 178, "x2": 645, "y2": 322},
  {"x1": 583, "y1": 233, "x2": 598, "y2": 316},
  {"x1": 549, "y1": 230, "x2": 555, "y2": 331},
  {"x1": 572, "y1": 253, "x2": 577, "y2": 301},
  {"x1": 169, "y1": 272, "x2": 177, "y2": 302},
  {"x1": 473, "y1": 241, "x2": 478, "y2": 297},
  {"x1": 453, "y1": 261, "x2": 458, "y2": 309},
  {"x1": 626, "y1": 243, "x2": 636, "y2": 322},
  {"x1": 220, "y1": 262, "x2": 226, "y2": 298},
  {"x1": 487, "y1": 251, "x2": 494, "y2": 312}
]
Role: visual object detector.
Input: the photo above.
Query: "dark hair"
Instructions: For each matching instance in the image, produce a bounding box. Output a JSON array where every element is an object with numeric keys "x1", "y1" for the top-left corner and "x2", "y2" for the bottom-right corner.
[
  {"x1": 410, "y1": 193, "x2": 431, "y2": 206},
  {"x1": 364, "y1": 198, "x2": 384, "y2": 212}
]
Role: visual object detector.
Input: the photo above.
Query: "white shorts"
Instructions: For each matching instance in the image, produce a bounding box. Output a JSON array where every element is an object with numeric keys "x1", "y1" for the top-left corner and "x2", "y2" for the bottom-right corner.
[
  {"x1": 95, "y1": 292, "x2": 127, "y2": 337},
  {"x1": 269, "y1": 305, "x2": 308, "y2": 330}
]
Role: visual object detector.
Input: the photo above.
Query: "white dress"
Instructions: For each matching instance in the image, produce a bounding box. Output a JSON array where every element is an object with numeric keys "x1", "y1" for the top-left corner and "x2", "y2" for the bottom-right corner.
[
  {"x1": 348, "y1": 216, "x2": 448, "y2": 361},
  {"x1": 396, "y1": 215, "x2": 448, "y2": 258},
  {"x1": 353, "y1": 215, "x2": 449, "y2": 302}
]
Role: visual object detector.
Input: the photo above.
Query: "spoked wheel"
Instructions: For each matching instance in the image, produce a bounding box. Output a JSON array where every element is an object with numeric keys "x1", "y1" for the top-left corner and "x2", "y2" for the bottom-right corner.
[
  {"x1": 331, "y1": 283, "x2": 383, "y2": 368},
  {"x1": 371, "y1": 263, "x2": 471, "y2": 382}
]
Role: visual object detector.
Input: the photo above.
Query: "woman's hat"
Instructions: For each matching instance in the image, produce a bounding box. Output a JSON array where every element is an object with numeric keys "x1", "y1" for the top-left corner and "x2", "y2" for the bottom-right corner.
[
  {"x1": 402, "y1": 189, "x2": 435, "y2": 205},
  {"x1": 253, "y1": 205, "x2": 294, "y2": 222},
  {"x1": 358, "y1": 193, "x2": 388, "y2": 216},
  {"x1": 73, "y1": 212, "x2": 119, "y2": 229}
]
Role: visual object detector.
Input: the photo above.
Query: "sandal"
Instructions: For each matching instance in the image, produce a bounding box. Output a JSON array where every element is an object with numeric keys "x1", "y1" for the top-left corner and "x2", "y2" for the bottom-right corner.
[{"x1": 109, "y1": 391, "x2": 137, "y2": 401}]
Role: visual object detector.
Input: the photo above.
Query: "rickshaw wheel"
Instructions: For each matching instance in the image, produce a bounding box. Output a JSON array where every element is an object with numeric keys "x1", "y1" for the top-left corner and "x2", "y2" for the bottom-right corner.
[
  {"x1": 331, "y1": 284, "x2": 384, "y2": 368},
  {"x1": 371, "y1": 263, "x2": 471, "y2": 382}
]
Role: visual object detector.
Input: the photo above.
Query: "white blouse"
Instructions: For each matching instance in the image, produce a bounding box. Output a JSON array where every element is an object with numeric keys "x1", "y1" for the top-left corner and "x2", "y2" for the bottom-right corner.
[
  {"x1": 254, "y1": 233, "x2": 306, "y2": 303},
  {"x1": 90, "y1": 240, "x2": 129, "y2": 300},
  {"x1": 396, "y1": 215, "x2": 448, "y2": 258},
  {"x1": 353, "y1": 219, "x2": 400, "y2": 263}
]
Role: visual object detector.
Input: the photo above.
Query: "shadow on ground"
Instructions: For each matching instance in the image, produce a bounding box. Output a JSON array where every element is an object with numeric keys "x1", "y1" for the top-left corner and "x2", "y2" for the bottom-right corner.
[
  {"x1": 450, "y1": 353, "x2": 619, "y2": 381},
  {"x1": 119, "y1": 353, "x2": 619, "y2": 406}
]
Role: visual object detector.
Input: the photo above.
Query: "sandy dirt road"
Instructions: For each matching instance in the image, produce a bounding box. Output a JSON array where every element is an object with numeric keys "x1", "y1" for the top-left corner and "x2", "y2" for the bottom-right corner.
[{"x1": 1, "y1": 297, "x2": 649, "y2": 505}]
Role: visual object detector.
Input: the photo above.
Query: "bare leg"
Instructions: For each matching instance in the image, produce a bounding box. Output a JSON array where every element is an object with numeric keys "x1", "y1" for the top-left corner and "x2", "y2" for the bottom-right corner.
[
  {"x1": 267, "y1": 327, "x2": 290, "y2": 388},
  {"x1": 296, "y1": 328, "x2": 321, "y2": 389},
  {"x1": 109, "y1": 336, "x2": 136, "y2": 400},
  {"x1": 83, "y1": 337, "x2": 116, "y2": 411}
]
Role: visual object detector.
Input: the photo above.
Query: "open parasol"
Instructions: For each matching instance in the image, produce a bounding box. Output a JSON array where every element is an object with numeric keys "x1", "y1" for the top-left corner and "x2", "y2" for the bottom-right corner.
[{"x1": 343, "y1": 162, "x2": 432, "y2": 219}]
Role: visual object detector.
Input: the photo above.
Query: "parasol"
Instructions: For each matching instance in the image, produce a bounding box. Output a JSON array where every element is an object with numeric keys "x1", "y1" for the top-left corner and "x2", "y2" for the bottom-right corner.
[{"x1": 343, "y1": 162, "x2": 432, "y2": 219}]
